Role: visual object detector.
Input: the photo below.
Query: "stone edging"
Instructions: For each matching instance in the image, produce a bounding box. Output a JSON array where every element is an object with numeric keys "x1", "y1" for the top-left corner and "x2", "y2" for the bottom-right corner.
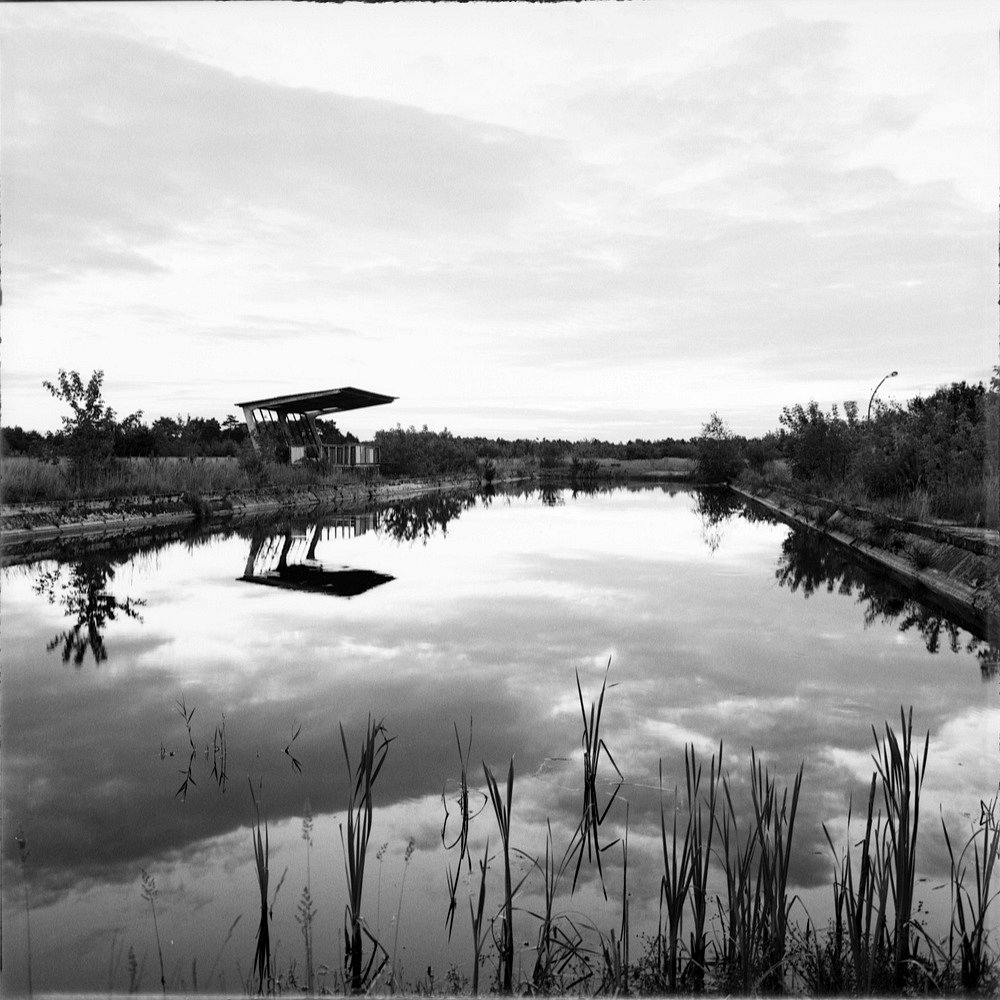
[
  {"x1": 1, "y1": 477, "x2": 482, "y2": 553},
  {"x1": 732, "y1": 486, "x2": 999, "y2": 645}
]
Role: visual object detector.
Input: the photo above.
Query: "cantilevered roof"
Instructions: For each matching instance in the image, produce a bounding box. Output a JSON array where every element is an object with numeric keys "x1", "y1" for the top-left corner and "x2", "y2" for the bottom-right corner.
[{"x1": 235, "y1": 386, "x2": 396, "y2": 415}]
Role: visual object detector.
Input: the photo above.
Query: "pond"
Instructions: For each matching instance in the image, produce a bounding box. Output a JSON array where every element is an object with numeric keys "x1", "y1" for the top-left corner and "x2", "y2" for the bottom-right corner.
[{"x1": 2, "y1": 484, "x2": 997, "y2": 994}]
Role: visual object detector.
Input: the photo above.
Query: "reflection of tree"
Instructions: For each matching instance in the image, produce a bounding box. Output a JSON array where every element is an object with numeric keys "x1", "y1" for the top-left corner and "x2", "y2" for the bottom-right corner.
[
  {"x1": 33, "y1": 558, "x2": 145, "y2": 666},
  {"x1": 775, "y1": 527, "x2": 996, "y2": 666},
  {"x1": 539, "y1": 486, "x2": 565, "y2": 507},
  {"x1": 376, "y1": 492, "x2": 479, "y2": 544},
  {"x1": 979, "y1": 646, "x2": 1000, "y2": 679},
  {"x1": 692, "y1": 488, "x2": 750, "y2": 553}
]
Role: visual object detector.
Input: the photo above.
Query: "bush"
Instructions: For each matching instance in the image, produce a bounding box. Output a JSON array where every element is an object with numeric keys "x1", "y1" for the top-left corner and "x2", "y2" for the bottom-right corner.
[
  {"x1": 537, "y1": 440, "x2": 565, "y2": 470},
  {"x1": 764, "y1": 459, "x2": 792, "y2": 486},
  {"x1": 374, "y1": 426, "x2": 478, "y2": 478},
  {"x1": 238, "y1": 443, "x2": 271, "y2": 489},
  {"x1": 907, "y1": 542, "x2": 934, "y2": 570},
  {"x1": 695, "y1": 413, "x2": 743, "y2": 483}
]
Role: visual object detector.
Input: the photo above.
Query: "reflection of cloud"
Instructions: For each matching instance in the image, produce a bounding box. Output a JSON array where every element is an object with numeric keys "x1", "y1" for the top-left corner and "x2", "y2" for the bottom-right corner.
[
  {"x1": 639, "y1": 719, "x2": 717, "y2": 758},
  {"x1": 4, "y1": 487, "x2": 996, "y2": 986}
]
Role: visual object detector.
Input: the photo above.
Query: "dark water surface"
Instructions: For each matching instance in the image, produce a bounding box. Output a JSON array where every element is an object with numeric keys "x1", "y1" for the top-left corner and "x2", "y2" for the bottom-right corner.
[{"x1": 2, "y1": 485, "x2": 997, "y2": 993}]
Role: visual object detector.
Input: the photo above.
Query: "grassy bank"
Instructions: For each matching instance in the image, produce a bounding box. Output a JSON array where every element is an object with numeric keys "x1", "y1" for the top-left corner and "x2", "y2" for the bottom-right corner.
[
  {"x1": 0, "y1": 453, "x2": 681, "y2": 507},
  {"x1": 738, "y1": 460, "x2": 999, "y2": 530},
  {"x1": 1, "y1": 455, "x2": 425, "y2": 505}
]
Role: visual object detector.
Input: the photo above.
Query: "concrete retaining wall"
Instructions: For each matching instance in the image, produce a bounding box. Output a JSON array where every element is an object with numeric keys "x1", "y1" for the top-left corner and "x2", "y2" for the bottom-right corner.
[
  {"x1": 1, "y1": 476, "x2": 482, "y2": 564},
  {"x1": 733, "y1": 485, "x2": 999, "y2": 646}
]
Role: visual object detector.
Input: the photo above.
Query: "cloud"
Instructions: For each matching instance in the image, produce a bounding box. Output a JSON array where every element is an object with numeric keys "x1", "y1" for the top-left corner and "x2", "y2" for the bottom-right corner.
[
  {"x1": 2, "y1": 28, "x2": 560, "y2": 285},
  {"x1": 1, "y1": 12, "x2": 994, "y2": 440}
]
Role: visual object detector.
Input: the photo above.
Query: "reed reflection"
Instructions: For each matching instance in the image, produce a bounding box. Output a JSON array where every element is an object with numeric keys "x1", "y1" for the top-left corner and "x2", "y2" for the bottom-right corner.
[{"x1": 33, "y1": 556, "x2": 145, "y2": 665}]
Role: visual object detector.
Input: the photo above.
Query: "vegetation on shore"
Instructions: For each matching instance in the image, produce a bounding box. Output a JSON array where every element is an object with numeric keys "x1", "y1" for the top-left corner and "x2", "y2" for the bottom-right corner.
[
  {"x1": 3, "y1": 367, "x2": 997, "y2": 529},
  {"x1": 726, "y1": 372, "x2": 999, "y2": 529}
]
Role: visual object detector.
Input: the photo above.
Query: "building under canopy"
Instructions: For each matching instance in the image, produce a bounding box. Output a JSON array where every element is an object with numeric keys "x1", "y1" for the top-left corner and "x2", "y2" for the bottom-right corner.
[{"x1": 235, "y1": 386, "x2": 395, "y2": 469}]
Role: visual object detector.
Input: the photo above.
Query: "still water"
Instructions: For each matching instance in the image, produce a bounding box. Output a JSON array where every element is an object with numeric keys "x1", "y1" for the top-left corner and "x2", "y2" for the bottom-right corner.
[{"x1": 2, "y1": 484, "x2": 997, "y2": 994}]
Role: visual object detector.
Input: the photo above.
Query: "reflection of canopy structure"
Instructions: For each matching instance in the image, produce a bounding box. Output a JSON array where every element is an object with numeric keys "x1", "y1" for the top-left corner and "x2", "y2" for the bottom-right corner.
[
  {"x1": 235, "y1": 386, "x2": 395, "y2": 466},
  {"x1": 240, "y1": 516, "x2": 394, "y2": 598}
]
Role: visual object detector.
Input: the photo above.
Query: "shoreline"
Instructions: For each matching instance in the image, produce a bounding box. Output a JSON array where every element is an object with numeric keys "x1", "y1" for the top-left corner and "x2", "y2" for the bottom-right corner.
[
  {"x1": 0, "y1": 476, "x2": 482, "y2": 565},
  {"x1": 732, "y1": 484, "x2": 1000, "y2": 646},
  {"x1": 4, "y1": 478, "x2": 998, "y2": 649}
]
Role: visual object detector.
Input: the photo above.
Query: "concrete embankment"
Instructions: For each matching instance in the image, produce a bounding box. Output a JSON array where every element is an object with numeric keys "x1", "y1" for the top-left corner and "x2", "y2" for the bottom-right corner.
[
  {"x1": 733, "y1": 485, "x2": 1000, "y2": 646},
  {"x1": 1, "y1": 476, "x2": 481, "y2": 565}
]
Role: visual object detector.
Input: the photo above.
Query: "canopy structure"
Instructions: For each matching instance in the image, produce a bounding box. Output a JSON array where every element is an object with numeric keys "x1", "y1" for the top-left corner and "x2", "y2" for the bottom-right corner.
[{"x1": 235, "y1": 385, "x2": 396, "y2": 466}]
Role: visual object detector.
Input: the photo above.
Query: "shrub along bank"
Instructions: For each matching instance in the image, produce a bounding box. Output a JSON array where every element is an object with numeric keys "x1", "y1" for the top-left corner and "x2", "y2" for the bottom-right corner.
[
  {"x1": 692, "y1": 374, "x2": 999, "y2": 529},
  {"x1": 751, "y1": 377, "x2": 998, "y2": 528}
]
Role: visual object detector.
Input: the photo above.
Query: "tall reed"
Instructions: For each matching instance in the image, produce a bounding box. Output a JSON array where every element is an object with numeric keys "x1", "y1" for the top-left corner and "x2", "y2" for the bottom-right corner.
[
  {"x1": 339, "y1": 717, "x2": 392, "y2": 993},
  {"x1": 483, "y1": 757, "x2": 516, "y2": 994},
  {"x1": 685, "y1": 742, "x2": 721, "y2": 991},
  {"x1": 823, "y1": 775, "x2": 892, "y2": 994},
  {"x1": 659, "y1": 758, "x2": 694, "y2": 991},
  {"x1": 942, "y1": 794, "x2": 1000, "y2": 990},
  {"x1": 599, "y1": 805, "x2": 631, "y2": 995},
  {"x1": 822, "y1": 708, "x2": 929, "y2": 993},
  {"x1": 248, "y1": 780, "x2": 272, "y2": 994},
  {"x1": 297, "y1": 803, "x2": 316, "y2": 996},
  {"x1": 872, "y1": 707, "x2": 929, "y2": 989},
  {"x1": 518, "y1": 820, "x2": 591, "y2": 994},
  {"x1": 141, "y1": 868, "x2": 168, "y2": 998},
  {"x1": 469, "y1": 841, "x2": 490, "y2": 996},
  {"x1": 444, "y1": 719, "x2": 483, "y2": 940},
  {"x1": 658, "y1": 742, "x2": 722, "y2": 992},
  {"x1": 206, "y1": 914, "x2": 242, "y2": 992},
  {"x1": 571, "y1": 660, "x2": 623, "y2": 898},
  {"x1": 390, "y1": 837, "x2": 416, "y2": 991},
  {"x1": 715, "y1": 770, "x2": 763, "y2": 994},
  {"x1": 749, "y1": 749, "x2": 803, "y2": 992},
  {"x1": 442, "y1": 720, "x2": 501, "y2": 996}
]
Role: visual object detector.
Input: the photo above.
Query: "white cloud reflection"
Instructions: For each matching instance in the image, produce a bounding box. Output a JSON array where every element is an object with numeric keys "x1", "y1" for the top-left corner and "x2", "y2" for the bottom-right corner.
[{"x1": 4, "y1": 487, "x2": 995, "y2": 995}]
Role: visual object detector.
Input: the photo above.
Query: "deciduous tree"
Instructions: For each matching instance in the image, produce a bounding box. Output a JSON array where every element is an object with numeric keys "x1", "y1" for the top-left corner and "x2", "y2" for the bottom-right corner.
[
  {"x1": 43, "y1": 370, "x2": 133, "y2": 488},
  {"x1": 695, "y1": 412, "x2": 742, "y2": 483}
]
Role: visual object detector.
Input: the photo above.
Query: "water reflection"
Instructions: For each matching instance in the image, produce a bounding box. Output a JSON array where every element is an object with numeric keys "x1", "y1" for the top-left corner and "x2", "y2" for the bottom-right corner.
[
  {"x1": 375, "y1": 491, "x2": 479, "y2": 543},
  {"x1": 692, "y1": 488, "x2": 997, "y2": 671},
  {"x1": 4, "y1": 485, "x2": 996, "y2": 994},
  {"x1": 241, "y1": 514, "x2": 395, "y2": 598},
  {"x1": 33, "y1": 557, "x2": 145, "y2": 665},
  {"x1": 692, "y1": 487, "x2": 774, "y2": 552},
  {"x1": 775, "y1": 526, "x2": 998, "y2": 673}
]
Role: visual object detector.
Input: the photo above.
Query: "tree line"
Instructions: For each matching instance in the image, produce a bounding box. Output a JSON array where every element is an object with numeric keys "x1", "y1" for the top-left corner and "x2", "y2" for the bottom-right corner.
[
  {"x1": 4, "y1": 368, "x2": 998, "y2": 528},
  {"x1": 697, "y1": 368, "x2": 999, "y2": 525},
  {"x1": 372, "y1": 425, "x2": 697, "y2": 478}
]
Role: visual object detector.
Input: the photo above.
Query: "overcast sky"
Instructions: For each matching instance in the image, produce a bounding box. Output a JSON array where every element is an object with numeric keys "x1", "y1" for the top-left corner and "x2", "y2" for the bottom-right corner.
[{"x1": 2, "y1": 1, "x2": 997, "y2": 440}]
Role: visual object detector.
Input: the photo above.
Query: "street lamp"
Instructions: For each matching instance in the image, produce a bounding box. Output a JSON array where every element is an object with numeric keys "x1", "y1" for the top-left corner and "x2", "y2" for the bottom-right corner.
[{"x1": 867, "y1": 370, "x2": 898, "y2": 422}]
